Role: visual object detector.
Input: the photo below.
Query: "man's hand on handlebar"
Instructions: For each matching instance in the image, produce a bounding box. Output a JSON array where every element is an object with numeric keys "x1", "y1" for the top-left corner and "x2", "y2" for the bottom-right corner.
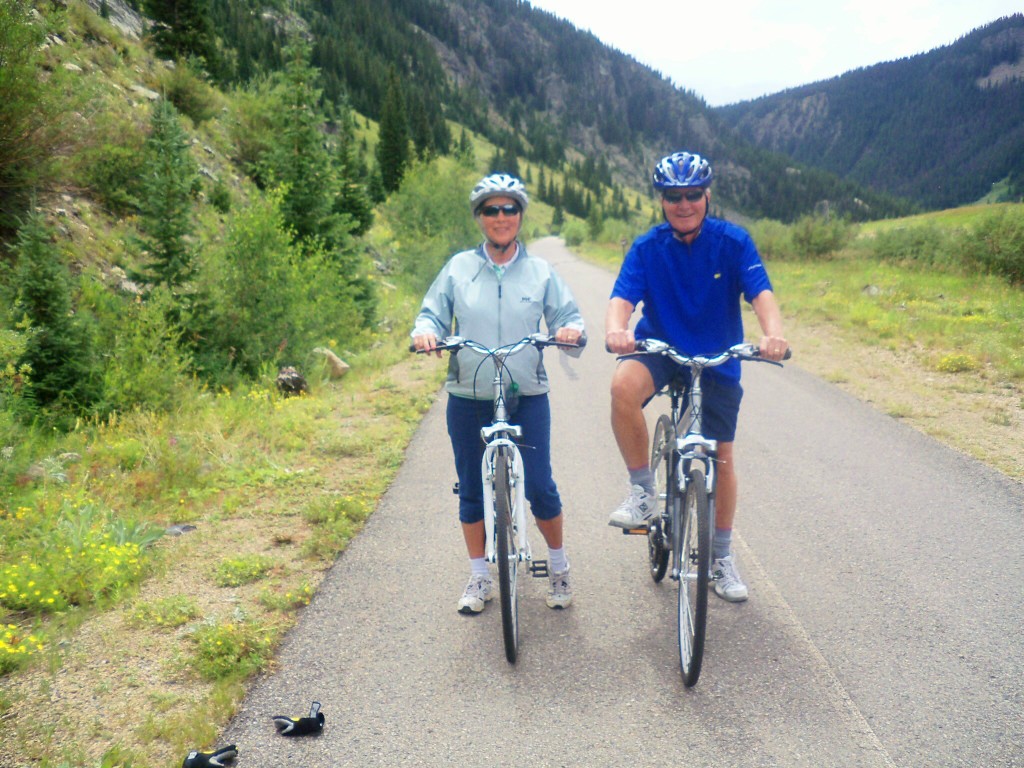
[
  {"x1": 604, "y1": 328, "x2": 636, "y2": 355},
  {"x1": 757, "y1": 334, "x2": 790, "y2": 363}
]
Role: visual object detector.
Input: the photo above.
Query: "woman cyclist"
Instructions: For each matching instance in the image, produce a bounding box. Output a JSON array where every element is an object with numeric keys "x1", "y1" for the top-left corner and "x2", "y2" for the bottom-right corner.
[{"x1": 411, "y1": 173, "x2": 585, "y2": 613}]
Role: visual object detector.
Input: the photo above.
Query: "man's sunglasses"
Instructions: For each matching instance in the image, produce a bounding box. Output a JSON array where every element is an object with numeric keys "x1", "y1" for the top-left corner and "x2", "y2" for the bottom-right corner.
[
  {"x1": 479, "y1": 204, "x2": 521, "y2": 217},
  {"x1": 662, "y1": 189, "x2": 706, "y2": 204}
]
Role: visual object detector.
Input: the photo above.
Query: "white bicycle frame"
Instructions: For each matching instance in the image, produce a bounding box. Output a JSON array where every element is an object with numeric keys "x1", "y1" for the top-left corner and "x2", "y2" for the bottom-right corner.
[
  {"x1": 479, "y1": 342, "x2": 532, "y2": 566},
  {"x1": 481, "y1": 436, "x2": 530, "y2": 564}
]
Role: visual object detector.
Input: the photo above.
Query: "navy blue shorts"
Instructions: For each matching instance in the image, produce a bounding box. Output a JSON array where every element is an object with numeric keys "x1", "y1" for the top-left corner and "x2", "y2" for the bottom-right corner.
[
  {"x1": 446, "y1": 393, "x2": 562, "y2": 524},
  {"x1": 635, "y1": 355, "x2": 744, "y2": 442}
]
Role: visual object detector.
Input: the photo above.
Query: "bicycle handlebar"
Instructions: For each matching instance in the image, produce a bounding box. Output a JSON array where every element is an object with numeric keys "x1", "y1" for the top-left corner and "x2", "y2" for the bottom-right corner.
[
  {"x1": 410, "y1": 332, "x2": 587, "y2": 356},
  {"x1": 627, "y1": 338, "x2": 791, "y2": 367}
]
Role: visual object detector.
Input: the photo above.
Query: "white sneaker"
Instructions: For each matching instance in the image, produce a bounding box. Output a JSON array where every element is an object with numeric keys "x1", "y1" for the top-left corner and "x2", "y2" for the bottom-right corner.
[
  {"x1": 711, "y1": 555, "x2": 748, "y2": 602},
  {"x1": 608, "y1": 484, "x2": 656, "y2": 529},
  {"x1": 546, "y1": 566, "x2": 572, "y2": 609},
  {"x1": 457, "y1": 573, "x2": 494, "y2": 614}
]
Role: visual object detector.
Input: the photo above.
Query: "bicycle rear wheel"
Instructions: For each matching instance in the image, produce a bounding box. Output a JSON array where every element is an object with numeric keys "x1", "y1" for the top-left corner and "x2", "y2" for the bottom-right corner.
[
  {"x1": 677, "y1": 466, "x2": 711, "y2": 687},
  {"x1": 648, "y1": 415, "x2": 674, "y2": 582},
  {"x1": 494, "y1": 449, "x2": 519, "y2": 664}
]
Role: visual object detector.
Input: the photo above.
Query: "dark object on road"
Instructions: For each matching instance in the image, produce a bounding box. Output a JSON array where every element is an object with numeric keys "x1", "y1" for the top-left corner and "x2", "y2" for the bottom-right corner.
[
  {"x1": 272, "y1": 700, "x2": 325, "y2": 736},
  {"x1": 276, "y1": 366, "x2": 309, "y2": 396},
  {"x1": 182, "y1": 745, "x2": 237, "y2": 768}
]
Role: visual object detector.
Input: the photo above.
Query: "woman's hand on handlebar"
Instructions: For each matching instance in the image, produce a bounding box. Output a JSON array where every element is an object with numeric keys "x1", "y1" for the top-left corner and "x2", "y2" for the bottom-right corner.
[
  {"x1": 412, "y1": 333, "x2": 444, "y2": 357},
  {"x1": 604, "y1": 328, "x2": 636, "y2": 355},
  {"x1": 554, "y1": 327, "x2": 583, "y2": 346}
]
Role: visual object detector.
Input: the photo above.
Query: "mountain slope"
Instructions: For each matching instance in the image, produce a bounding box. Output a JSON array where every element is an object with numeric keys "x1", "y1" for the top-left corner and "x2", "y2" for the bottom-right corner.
[{"x1": 714, "y1": 14, "x2": 1024, "y2": 210}]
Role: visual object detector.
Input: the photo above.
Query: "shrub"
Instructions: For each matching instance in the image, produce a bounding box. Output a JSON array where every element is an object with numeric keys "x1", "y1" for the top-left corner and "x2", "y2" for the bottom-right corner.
[
  {"x1": 561, "y1": 220, "x2": 587, "y2": 247},
  {"x1": 964, "y1": 209, "x2": 1024, "y2": 285},
  {"x1": 189, "y1": 620, "x2": 276, "y2": 680},
  {"x1": 936, "y1": 353, "x2": 979, "y2": 374},
  {"x1": 156, "y1": 59, "x2": 222, "y2": 124},
  {"x1": 789, "y1": 215, "x2": 854, "y2": 259},
  {"x1": 868, "y1": 225, "x2": 960, "y2": 270},
  {"x1": 213, "y1": 555, "x2": 274, "y2": 587},
  {"x1": 747, "y1": 219, "x2": 792, "y2": 261}
]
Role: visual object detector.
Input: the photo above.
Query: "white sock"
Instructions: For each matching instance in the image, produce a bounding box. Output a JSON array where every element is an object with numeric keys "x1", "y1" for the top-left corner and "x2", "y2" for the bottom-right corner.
[
  {"x1": 470, "y1": 557, "x2": 489, "y2": 577},
  {"x1": 548, "y1": 546, "x2": 568, "y2": 574}
]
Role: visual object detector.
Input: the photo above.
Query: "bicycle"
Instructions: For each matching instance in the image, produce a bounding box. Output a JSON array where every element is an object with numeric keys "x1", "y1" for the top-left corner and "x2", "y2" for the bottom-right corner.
[
  {"x1": 414, "y1": 333, "x2": 584, "y2": 663},
  {"x1": 618, "y1": 339, "x2": 789, "y2": 687}
]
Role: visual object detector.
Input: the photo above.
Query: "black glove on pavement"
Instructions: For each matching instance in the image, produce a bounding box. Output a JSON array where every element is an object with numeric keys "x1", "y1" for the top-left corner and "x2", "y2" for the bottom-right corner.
[
  {"x1": 272, "y1": 700, "x2": 325, "y2": 736},
  {"x1": 182, "y1": 745, "x2": 238, "y2": 768}
]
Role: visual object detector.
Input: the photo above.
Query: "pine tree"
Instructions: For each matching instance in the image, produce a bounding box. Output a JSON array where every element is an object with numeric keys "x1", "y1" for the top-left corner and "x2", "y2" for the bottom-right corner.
[
  {"x1": 11, "y1": 209, "x2": 96, "y2": 412},
  {"x1": 134, "y1": 99, "x2": 198, "y2": 291},
  {"x1": 376, "y1": 70, "x2": 410, "y2": 193},
  {"x1": 267, "y1": 40, "x2": 342, "y2": 247},
  {"x1": 142, "y1": 0, "x2": 220, "y2": 73}
]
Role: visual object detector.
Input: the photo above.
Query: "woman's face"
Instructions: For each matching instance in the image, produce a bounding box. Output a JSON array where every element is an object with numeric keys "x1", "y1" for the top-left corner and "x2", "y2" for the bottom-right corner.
[{"x1": 476, "y1": 195, "x2": 522, "y2": 249}]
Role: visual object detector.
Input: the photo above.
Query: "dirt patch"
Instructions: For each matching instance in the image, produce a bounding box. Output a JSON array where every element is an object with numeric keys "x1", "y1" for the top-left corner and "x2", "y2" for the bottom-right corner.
[{"x1": 786, "y1": 321, "x2": 1024, "y2": 480}]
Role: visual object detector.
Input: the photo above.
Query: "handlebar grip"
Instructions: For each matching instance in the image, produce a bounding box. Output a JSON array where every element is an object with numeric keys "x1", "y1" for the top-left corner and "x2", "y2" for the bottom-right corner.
[{"x1": 783, "y1": 347, "x2": 792, "y2": 361}]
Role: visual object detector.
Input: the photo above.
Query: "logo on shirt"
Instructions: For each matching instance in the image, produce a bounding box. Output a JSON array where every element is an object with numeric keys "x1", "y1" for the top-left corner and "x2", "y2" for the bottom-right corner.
[{"x1": 520, "y1": 296, "x2": 532, "y2": 303}]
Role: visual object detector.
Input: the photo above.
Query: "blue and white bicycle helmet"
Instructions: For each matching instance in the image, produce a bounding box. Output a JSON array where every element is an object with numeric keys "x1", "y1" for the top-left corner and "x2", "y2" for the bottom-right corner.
[
  {"x1": 469, "y1": 173, "x2": 529, "y2": 214},
  {"x1": 652, "y1": 152, "x2": 713, "y2": 190}
]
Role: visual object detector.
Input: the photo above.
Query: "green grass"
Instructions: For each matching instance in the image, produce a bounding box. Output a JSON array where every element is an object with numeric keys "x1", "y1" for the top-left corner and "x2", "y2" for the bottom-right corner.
[{"x1": 769, "y1": 257, "x2": 1024, "y2": 380}]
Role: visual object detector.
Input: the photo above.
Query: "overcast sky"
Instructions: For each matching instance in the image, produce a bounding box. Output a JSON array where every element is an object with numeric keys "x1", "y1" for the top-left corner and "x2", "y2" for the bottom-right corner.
[{"x1": 525, "y1": 1, "x2": 1023, "y2": 106}]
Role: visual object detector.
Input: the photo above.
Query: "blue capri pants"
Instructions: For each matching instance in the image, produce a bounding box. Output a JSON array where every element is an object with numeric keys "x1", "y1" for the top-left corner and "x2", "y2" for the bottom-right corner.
[{"x1": 446, "y1": 393, "x2": 562, "y2": 524}]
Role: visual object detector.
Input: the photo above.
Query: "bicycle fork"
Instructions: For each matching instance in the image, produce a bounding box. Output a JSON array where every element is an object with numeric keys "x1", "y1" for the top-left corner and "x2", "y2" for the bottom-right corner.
[
  {"x1": 672, "y1": 442, "x2": 717, "y2": 583},
  {"x1": 481, "y1": 440, "x2": 547, "y2": 575}
]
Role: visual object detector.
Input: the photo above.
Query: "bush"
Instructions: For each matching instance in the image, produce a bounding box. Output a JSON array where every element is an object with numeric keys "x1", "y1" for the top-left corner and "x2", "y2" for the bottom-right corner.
[
  {"x1": 561, "y1": 220, "x2": 587, "y2": 247},
  {"x1": 156, "y1": 59, "x2": 222, "y2": 124},
  {"x1": 192, "y1": 189, "x2": 369, "y2": 382},
  {"x1": 868, "y1": 225, "x2": 960, "y2": 270},
  {"x1": 789, "y1": 215, "x2": 855, "y2": 259},
  {"x1": 380, "y1": 160, "x2": 479, "y2": 290},
  {"x1": 747, "y1": 219, "x2": 792, "y2": 261},
  {"x1": 964, "y1": 209, "x2": 1024, "y2": 285}
]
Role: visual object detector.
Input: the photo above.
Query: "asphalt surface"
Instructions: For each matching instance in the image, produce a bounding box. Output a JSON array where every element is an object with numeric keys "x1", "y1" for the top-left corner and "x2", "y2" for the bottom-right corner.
[{"x1": 222, "y1": 238, "x2": 1024, "y2": 767}]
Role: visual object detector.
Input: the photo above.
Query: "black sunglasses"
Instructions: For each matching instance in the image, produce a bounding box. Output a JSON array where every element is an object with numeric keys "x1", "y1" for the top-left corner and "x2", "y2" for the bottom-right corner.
[
  {"x1": 479, "y1": 204, "x2": 521, "y2": 217},
  {"x1": 662, "y1": 189, "x2": 706, "y2": 204}
]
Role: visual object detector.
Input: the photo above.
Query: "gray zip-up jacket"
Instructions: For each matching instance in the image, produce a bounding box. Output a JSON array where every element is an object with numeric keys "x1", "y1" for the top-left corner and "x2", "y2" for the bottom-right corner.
[{"x1": 411, "y1": 242, "x2": 585, "y2": 400}]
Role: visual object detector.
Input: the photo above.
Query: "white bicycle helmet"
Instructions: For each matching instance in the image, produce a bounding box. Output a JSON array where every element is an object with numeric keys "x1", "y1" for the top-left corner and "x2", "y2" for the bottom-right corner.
[{"x1": 469, "y1": 173, "x2": 529, "y2": 214}]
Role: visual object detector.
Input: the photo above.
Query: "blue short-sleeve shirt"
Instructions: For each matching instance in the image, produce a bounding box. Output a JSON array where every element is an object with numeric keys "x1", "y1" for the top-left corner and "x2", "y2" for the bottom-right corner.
[{"x1": 611, "y1": 218, "x2": 773, "y2": 382}]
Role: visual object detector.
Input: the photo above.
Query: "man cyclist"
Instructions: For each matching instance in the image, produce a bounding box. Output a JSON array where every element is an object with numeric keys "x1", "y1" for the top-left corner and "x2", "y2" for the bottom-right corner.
[{"x1": 604, "y1": 151, "x2": 787, "y2": 602}]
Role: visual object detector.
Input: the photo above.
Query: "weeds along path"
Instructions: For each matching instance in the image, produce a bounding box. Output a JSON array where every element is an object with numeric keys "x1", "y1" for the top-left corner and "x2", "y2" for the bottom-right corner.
[{"x1": 0, "y1": 353, "x2": 446, "y2": 767}]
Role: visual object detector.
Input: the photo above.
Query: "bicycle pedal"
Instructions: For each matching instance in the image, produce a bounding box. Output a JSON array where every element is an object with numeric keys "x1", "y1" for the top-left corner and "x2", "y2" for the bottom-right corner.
[
  {"x1": 529, "y1": 560, "x2": 549, "y2": 577},
  {"x1": 622, "y1": 526, "x2": 650, "y2": 535}
]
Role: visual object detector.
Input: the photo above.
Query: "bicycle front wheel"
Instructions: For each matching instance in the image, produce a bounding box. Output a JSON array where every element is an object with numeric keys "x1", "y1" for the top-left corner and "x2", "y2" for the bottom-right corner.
[
  {"x1": 677, "y1": 466, "x2": 711, "y2": 687},
  {"x1": 494, "y1": 449, "x2": 520, "y2": 664},
  {"x1": 648, "y1": 415, "x2": 675, "y2": 582}
]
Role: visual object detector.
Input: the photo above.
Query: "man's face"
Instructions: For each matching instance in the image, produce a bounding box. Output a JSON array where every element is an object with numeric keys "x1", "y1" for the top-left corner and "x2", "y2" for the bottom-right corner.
[{"x1": 660, "y1": 187, "x2": 708, "y2": 238}]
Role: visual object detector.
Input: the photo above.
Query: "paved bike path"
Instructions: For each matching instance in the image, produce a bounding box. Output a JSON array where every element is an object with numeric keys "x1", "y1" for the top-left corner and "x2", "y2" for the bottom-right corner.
[{"x1": 222, "y1": 238, "x2": 1023, "y2": 767}]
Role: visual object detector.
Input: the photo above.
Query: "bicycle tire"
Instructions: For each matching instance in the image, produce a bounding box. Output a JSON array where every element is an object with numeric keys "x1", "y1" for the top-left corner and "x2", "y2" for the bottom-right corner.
[
  {"x1": 677, "y1": 465, "x2": 711, "y2": 687},
  {"x1": 648, "y1": 415, "x2": 674, "y2": 582},
  {"x1": 494, "y1": 448, "x2": 519, "y2": 664}
]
